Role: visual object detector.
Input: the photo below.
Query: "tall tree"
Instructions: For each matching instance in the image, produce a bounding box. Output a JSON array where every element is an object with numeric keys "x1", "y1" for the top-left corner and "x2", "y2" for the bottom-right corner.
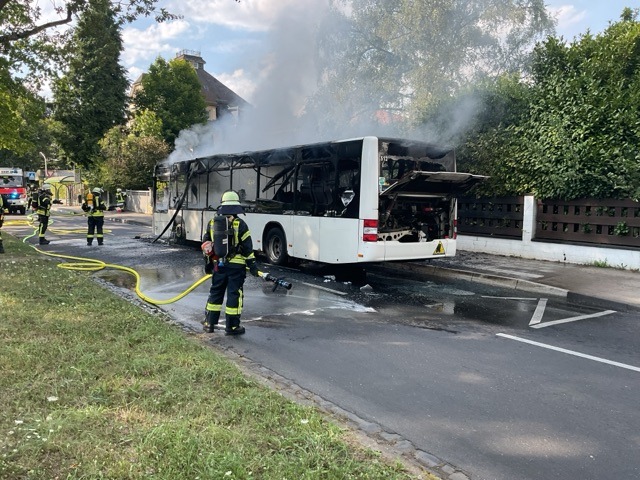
[
  {"x1": 468, "y1": 8, "x2": 640, "y2": 200},
  {"x1": 132, "y1": 57, "x2": 208, "y2": 146},
  {"x1": 310, "y1": 0, "x2": 555, "y2": 131},
  {"x1": 51, "y1": 0, "x2": 129, "y2": 169},
  {"x1": 0, "y1": 1, "x2": 178, "y2": 75}
]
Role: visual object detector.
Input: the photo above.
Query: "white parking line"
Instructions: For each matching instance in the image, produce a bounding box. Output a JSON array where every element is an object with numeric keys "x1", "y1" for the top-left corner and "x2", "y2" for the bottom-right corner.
[
  {"x1": 529, "y1": 298, "x2": 548, "y2": 325},
  {"x1": 531, "y1": 310, "x2": 616, "y2": 329},
  {"x1": 497, "y1": 333, "x2": 640, "y2": 373}
]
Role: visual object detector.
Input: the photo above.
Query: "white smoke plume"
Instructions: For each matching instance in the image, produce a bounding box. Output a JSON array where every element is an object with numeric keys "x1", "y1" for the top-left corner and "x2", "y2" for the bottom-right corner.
[{"x1": 168, "y1": 0, "x2": 487, "y2": 165}]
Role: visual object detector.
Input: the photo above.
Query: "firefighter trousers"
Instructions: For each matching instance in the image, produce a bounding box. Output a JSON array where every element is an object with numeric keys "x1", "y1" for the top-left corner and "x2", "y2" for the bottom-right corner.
[
  {"x1": 38, "y1": 214, "x2": 49, "y2": 239},
  {"x1": 205, "y1": 264, "x2": 246, "y2": 329},
  {"x1": 87, "y1": 216, "x2": 104, "y2": 244}
]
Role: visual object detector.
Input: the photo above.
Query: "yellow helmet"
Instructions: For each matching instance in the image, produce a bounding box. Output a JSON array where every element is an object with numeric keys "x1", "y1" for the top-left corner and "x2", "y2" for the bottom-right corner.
[{"x1": 218, "y1": 190, "x2": 244, "y2": 215}]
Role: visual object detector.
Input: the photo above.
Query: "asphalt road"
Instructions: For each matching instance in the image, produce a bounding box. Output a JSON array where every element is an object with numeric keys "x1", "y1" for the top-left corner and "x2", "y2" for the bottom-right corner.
[{"x1": 7, "y1": 212, "x2": 640, "y2": 480}]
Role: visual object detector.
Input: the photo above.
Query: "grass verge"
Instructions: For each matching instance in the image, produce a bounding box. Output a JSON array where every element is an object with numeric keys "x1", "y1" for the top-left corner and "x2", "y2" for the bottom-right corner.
[{"x1": 0, "y1": 233, "x2": 432, "y2": 479}]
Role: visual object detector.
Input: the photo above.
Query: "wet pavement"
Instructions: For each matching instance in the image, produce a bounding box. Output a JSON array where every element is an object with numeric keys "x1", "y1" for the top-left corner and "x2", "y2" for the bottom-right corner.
[{"x1": 89, "y1": 206, "x2": 640, "y2": 313}]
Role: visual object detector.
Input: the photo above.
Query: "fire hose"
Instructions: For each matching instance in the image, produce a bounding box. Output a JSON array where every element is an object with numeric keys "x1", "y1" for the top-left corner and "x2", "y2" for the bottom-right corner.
[{"x1": 17, "y1": 210, "x2": 293, "y2": 305}]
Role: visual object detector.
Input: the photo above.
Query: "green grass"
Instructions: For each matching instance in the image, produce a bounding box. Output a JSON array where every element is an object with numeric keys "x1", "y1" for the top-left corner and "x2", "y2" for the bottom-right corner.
[{"x1": 0, "y1": 234, "x2": 431, "y2": 479}]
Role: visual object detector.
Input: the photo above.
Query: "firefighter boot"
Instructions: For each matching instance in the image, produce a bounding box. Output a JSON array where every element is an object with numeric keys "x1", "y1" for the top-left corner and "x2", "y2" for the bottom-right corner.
[
  {"x1": 225, "y1": 315, "x2": 245, "y2": 336},
  {"x1": 0, "y1": 240, "x2": 4, "y2": 254},
  {"x1": 39, "y1": 238, "x2": 50, "y2": 245},
  {"x1": 202, "y1": 310, "x2": 220, "y2": 333}
]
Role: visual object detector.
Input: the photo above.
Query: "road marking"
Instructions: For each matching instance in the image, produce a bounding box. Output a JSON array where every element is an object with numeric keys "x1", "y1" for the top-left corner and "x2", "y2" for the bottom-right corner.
[
  {"x1": 481, "y1": 296, "x2": 538, "y2": 301},
  {"x1": 301, "y1": 282, "x2": 348, "y2": 296},
  {"x1": 497, "y1": 333, "x2": 640, "y2": 373},
  {"x1": 529, "y1": 298, "x2": 548, "y2": 325},
  {"x1": 530, "y1": 310, "x2": 616, "y2": 329}
]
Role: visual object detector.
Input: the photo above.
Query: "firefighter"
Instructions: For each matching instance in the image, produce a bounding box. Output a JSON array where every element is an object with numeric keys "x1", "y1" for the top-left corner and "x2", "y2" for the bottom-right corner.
[
  {"x1": 36, "y1": 185, "x2": 53, "y2": 245},
  {"x1": 28, "y1": 184, "x2": 39, "y2": 214},
  {"x1": 201, "y1": 190, "x2": 261, "y2": 335},
  {"x1": 0, "y1": 194, "x2": 5, "y2": 253},
  {"x1": 115, "y1": 188, "x2": 127, "y2": 211},
  {"x1": 82, "y1": 187, "x2": 107, "y2": 245}
]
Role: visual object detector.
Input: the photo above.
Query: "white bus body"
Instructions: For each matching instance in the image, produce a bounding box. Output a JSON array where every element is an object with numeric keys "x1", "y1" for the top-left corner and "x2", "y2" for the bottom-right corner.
[{"x1": 152, "y1": 136, "x2": 485, "y2": 265}]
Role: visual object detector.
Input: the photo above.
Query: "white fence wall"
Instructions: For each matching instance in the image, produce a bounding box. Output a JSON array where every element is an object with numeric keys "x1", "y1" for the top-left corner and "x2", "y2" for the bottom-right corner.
[
  {"x1": 124, "y1": 189, "x2": 153, "y2": 214},
  {"x1": 458, "y1": 196, "x2": 640, "y2": 270}
]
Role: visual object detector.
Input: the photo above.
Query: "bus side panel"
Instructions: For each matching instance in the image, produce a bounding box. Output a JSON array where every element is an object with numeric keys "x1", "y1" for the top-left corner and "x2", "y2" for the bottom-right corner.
[
  {"x1": 292, "y1": 216, "x2": 321, "y2": 261},
  {"x1": 317, "y1": 218, "x2": 360, "y2": 263},
  {"x1": 152, "y1": 211, "x2": 173, "y2": 237}
]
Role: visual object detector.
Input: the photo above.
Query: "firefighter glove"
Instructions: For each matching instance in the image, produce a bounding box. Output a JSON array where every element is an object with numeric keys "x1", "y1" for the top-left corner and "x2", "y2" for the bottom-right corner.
[{"x1": 247, "y1": 260, "x2": 259, "y2": 277}]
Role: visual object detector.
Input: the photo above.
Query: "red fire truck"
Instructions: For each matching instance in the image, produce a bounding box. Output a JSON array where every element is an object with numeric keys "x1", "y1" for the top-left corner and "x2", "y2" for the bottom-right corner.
[{"x1": 0, "y1": 167, "x2": 28, "y2": 215}]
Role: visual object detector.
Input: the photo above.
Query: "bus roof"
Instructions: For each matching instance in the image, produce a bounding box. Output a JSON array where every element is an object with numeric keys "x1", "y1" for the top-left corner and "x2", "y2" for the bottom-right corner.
[{"x1": 162, "y1": 137, "x2": 455, "y2": 171}]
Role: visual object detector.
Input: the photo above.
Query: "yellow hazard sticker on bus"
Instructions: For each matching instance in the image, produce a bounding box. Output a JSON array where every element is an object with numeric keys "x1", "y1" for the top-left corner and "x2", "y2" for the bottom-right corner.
[{"x1": 433, "y1": 241, "x2": 445, "y2": 255}]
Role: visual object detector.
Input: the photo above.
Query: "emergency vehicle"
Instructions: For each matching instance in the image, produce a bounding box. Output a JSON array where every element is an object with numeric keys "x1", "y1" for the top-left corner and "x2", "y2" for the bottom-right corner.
[{"x1": 0, "y1": 167, "x2": 28, "y2": 215}]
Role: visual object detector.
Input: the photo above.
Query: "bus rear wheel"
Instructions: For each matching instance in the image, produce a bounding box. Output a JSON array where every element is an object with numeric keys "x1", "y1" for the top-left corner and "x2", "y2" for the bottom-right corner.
[{"x1": 265, "y1": 227, "x2": 288, "y2": 265}]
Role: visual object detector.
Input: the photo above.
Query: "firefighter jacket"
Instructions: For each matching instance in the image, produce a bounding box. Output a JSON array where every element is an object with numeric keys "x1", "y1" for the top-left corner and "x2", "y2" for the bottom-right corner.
[
  {"x1": 81, "y1": 195, "x2": 107, "y2": 217},
  {"x1": 36, "y1": 192, "x2": 51, "y2": 216},
  {"x1": 203, "y1": 215, "x2": 258, "y2": 274},
  {"x1": 29, "y1": 189, "x2": 39, "y2": 209},
  {"x1": 116, "y1": 191, "x2": 126, "y2": 204}
]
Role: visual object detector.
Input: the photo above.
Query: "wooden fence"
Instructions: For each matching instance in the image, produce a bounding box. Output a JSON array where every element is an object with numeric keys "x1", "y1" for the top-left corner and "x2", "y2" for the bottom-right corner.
[
  {"x1": 457, "y1": 196, "x2": 524, "y2": 238},
  {"x1": 458, "y1": 196, "x2": 640, "y2": 248},
  {"x1": 536, "y1": 198, "x2": 640, "y2": 248}
]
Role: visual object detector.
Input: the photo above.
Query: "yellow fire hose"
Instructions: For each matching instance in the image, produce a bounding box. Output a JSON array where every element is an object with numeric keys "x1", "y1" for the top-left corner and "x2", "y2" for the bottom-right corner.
[{"x1": 18, "y1": 214, "x2": 213, "y2": 305}]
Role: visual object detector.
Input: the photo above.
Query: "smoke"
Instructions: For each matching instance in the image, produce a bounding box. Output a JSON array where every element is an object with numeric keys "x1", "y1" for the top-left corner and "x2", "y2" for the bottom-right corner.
[{"x1": 168, "y1": 0, "x2": 487, "y2": 165}]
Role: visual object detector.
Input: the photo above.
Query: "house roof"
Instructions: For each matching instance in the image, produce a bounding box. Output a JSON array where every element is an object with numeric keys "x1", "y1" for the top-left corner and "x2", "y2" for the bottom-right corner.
[
  {"x1": 194, "y1": 68, "x2": 249, "y2": 108},
  {"x1": 175, "y1": 50, "x2": 249, "y2": 109},
  {"x1": 130, "y1": 51, "x2": 250, "y2": 110}
]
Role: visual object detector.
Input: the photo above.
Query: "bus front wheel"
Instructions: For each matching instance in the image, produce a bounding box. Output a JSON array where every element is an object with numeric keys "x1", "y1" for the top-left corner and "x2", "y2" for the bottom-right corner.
[{"x1": 265, "y1": 228, "x2": 288, "y2": 265}]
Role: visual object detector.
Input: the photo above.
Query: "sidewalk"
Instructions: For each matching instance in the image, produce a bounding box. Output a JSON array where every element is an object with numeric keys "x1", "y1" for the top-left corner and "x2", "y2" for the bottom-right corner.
[
  {"x1": 416, "y1": 251, "x2": 640, "y2": 312},
  {"x1": 54, "y1": 206, "x2": 640, "y2": 313}
]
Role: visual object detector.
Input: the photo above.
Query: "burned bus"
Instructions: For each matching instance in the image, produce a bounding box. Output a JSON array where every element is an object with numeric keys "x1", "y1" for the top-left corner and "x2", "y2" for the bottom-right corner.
[{"x1": 152, "y1": 136, "x2": 485, "y2": 265}]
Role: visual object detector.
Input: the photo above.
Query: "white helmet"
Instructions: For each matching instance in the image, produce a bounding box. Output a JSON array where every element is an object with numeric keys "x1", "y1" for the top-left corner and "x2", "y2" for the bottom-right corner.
[
  {"x1": 92, "y1": 187, "x2": 103, "y2": 194},
  {"x1": 116, "y1": 188, "x2": 122, "y2": 192},
  {"x1": 41, "y1": 184, "x2": 52, "y2": 193}
]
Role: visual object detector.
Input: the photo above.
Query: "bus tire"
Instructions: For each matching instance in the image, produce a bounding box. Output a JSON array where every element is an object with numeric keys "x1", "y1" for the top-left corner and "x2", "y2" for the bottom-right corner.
[{"x1": 265, "y1": 227, "x2": 288, "y2": 265}]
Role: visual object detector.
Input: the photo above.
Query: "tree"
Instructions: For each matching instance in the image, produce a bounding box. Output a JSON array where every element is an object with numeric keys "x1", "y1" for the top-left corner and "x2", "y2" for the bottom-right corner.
[
  {"x1": 132, "y1": 57, "x2": 208, "y2": 146},
  {"x1": 310, "y1": 0, "x2": 555, "y2": 130},
  {"x1": 0, "y1": 67, "x2": 46, "y2": 154},
  {"x1": 0, "y1": 1, "x2": 178, "y2": 75},
  {"x1": 98, "y1": 111, "x2": 169, "y2": 191},
  {"x1": 51, "y1": 0, "x2": 129, "y2": 169},
  {"x1": 468, "y1": 8, "x2": 640, "y2": 200}
]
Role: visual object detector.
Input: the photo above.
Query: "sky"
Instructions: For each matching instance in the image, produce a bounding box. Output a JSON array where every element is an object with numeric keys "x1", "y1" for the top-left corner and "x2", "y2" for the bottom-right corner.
[
  {"x1": 117, "y1": 0, "x2": 638, "y2": 103},
  {"x1": 34, "y1": 0, "x2": 639, "y2": 158}
]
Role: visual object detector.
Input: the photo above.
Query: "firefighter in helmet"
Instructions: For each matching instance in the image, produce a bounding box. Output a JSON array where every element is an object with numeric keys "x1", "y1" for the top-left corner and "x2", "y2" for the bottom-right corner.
[
  {"x1": 36, "y1": 184, "x2": 53, "y2": 245},
  {"x1": 115, "y1": 188, "x2": 127, "y2": 211},
  {"x1": 82, "y1": 187, "x2": 107, "y2": 245},
  {"x1": 201, "y1": 190, "x2": 261, "y2": 335}
]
